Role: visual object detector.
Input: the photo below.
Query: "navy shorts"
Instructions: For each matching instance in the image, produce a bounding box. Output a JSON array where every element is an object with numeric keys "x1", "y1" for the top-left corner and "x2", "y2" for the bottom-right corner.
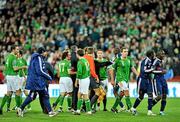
[
  {"x1": 137, "y1": 77, "x2": 153, "y2": 94},
  {"x1": 89, "y1": 76, "x2": 100, "y2": 90},
  {"x1": 153, "y1": 77, "x2": 168, "y2": 96}
]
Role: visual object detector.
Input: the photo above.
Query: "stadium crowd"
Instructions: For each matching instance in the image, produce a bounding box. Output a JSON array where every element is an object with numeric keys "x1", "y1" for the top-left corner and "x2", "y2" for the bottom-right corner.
[{"x1": 0, "y1": 0, "x2": 179, "y2": 79}]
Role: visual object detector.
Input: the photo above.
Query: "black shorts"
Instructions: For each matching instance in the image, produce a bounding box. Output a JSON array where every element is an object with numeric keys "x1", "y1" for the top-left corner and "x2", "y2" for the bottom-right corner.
[{"x1": 89, "y1": 76, "x2": 100, "y2": 90}]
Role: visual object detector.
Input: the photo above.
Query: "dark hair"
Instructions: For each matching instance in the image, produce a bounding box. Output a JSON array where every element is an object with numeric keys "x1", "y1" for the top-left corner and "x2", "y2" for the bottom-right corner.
[
  {"x1": 11, "y1": 45, "x2": 18, "y2": 51},
  {"x1": 77, "y1": 49, "x2": 85, "y2": 56},
  {"x1": 37, "y1": 47, "x2": 46, "y2": 54},
  {"x1": 19, "y1": 50, "x2": 23, "y2": 55},
  {"x1": 62, "y1": 51, "x2": 69, "y2": 60},
  {"x1": 114, "y1": 47, "x2": 120, "y2": 55},
  {"x1": 156, "y1": 50, "x2": 165, "y2": 57},
  {"x1": 120, "y1": 47, "x2": 128, "y2": 52},
  {"x1": 71, "y1": 45, "x2": 77, "y2": 52},
  {"x1": 146, "y1": 50, "x2": 155, "y2": 58}
]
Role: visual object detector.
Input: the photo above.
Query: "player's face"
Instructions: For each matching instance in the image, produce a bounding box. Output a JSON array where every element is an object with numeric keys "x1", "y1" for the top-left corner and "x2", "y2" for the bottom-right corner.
[
  {"x1": 121, "y1": 49, "x2": 128, "y2": 58},
  {"x1": 97, "y1": 51, "x2": 103, "y2": 59},
  {"x1": 150, "y1": 52, "x2": 155, "y2": 60},
  {"x1": 160, "y1": 51, "x2": 165, "y2": 60},
  {"x1": 14, "y1": 47, "x2": 19, "y2": 55},
  {"x1": 42, "y1": 51, "x2": 48, "y2": 57},
  {"x1": 16, "y1": 52, "x2": 20, "y2": 58},
  {"x1": 67, "y1": 52, "x2": 71, "y2": 60}
]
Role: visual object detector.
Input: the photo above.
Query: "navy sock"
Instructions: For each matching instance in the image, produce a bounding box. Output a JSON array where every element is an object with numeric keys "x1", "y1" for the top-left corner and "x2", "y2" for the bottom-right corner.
[
  {"x1": 148, "y1": 97, "x2": 153, "y2": 110},
  {"x1": 160, "y1": 100, "x2": 166, "y2": 111},
  {"x1": 133, "y1": 98, "x2": 142, "y2": 108},
  {"x1": 91, "y1": 95, "x2": 99, "y2": 107},
  {"x1": 21, "y1": 95, "x2": 34, "y2": 110},
  {"x1": 103, "y1": 95, "x2": 107, "y2": 109}
]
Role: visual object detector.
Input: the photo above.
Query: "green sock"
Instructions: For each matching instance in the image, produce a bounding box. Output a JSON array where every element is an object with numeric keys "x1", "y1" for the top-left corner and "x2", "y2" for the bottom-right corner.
[
  {"x1": 0, "y1": 95, "x2": 8, "y2": 109},
  {"x1": 125, "y1": 96, "x2": 132, "y2": 110},
  {"x1": 15, "y1": 95, "x2": 21, "y2": 107},
  {"x1": 6, "y1": 96, "x2": 12, "y2": 109},
  {"x1": 112, "y1": 96, "x2": 120, "y2": 109},
  {"x1": 59, "y1": 96, "x2": 65, "y2": 107},
  {"x1": 67, "y1": 96, "x2": 72, "y2": 108},
  {"x1": 85, "y1": 99, "x2": 91, "y2": 112},
  {"x1": 54, "y1": 95, "x2": 61, "y2": 105},
  {"x1": 77, "y1": 99, "x2": 83, "y2": 110}
]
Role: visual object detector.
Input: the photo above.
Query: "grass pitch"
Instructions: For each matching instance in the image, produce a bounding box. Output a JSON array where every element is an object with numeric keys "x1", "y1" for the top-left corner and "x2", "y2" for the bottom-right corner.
[{"x1": 0, "y1": 98, "x2": 179, "y2": 122}]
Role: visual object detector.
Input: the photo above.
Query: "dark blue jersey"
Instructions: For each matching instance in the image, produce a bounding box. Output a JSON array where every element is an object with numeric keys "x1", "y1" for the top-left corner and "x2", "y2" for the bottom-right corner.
[
  {"x1": 152, "y1": 58, "x2": 164, "y2": 79},
  {"x1": 139, "y1": 57, "x2": 153, "y2": 79}
]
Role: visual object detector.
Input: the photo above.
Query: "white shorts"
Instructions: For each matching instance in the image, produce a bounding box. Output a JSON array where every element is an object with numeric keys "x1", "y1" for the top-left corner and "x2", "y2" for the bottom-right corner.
[
  {"x1": 101, "y1": 78, "x2": 108, "y2": 90},
  {"x1": 18, "y1": 76, "x2": 26, "y2": 90},
  {"x1": 6, "y1": 75, "x2": 19, "y2": 92},
  {"x1": 59, "y1": 77, "x2": 73, "y2": 93},
  {"x1": 101, "y1": 78, "x2": 108, "y2": 87},
  {"x1": 79, "y1": 77, "x2": 90, "y2": 94},
  {"x1": 118, "y1": 81, "x2": 129, "y2": 91}
]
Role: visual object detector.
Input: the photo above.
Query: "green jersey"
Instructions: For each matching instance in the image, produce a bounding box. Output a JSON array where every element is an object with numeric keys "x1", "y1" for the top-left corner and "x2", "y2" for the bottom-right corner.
[
  {"x1": 77, "y1": 58, "x2": 90, "y2": 79},
  {"x1": 113, "y1": 56, "x2": 134, "y2": 83},
  {"x1": 58, "y1": 59, "x2": 71, "y2": 77},
  {"x1": 96, "y1": 58, "x2": 108, "y2": 80},
  {"x1": 16, "y1": 57, "x2": 28, "y2": 77},
  {"x1": 4, "y1": 53, "x2": 17, "y2": 76}
]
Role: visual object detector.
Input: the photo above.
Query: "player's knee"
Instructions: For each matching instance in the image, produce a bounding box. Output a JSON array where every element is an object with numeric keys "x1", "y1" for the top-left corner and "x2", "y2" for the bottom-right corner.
[
  {"x1": 60, "y1": 92, "x2": 66, "y2": 96},
  {"x1": 139, "y1": 95, "x2": 144, "y2": 100}
]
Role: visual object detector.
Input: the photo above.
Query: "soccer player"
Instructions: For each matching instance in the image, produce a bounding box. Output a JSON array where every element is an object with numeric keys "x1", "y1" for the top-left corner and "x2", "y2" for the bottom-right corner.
[
  {"x1": 17, "y1": 47, "x2": 57, "y2": 117},
  {"x1": 0, "y1": 45, "x2": 22, "y2": 115},
  {"x1": 131, "y1": 50, "x2": 156, "y2": 116},
  {"x1": 109, "y1": 47, "x2": 125, "y2": 112},
  {"x1": 74, "y1": 49, "x2": 92, "y2": 115},
  {"x1": 52, "y1": 50, "x2": 76, "y2": 112},
  {"x1": 110, "y1": 47, "x2": 139, "y2": 113},
  {"x1": 152, "y1": 50, "x2": 168, "y2": 115},
  {"x1": 95, "y1": 49, "x2": 112, "y2": 111},
  {"x1": 84, "y1": 47, "x2": 100, "y2": 109},
  {"x1": 16, "y1": 50, "x2": 31, "y2": 110}
]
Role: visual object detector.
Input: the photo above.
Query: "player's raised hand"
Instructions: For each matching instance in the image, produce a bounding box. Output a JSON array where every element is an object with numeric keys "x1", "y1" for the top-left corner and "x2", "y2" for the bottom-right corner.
[{"x1": 96, "y1": 77, "x2": 99, "y2": 83}]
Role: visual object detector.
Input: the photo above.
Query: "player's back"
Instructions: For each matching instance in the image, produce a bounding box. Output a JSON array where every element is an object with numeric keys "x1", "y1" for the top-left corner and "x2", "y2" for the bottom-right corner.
[
  {"x1": 58, "y1": 59, "x2": 70, "y2": 77},
  {"x1": 152, "y1": 58, "x2": 164, "y2": 79},
  {"x1": 77, "y1": 58, "x2": 90, "y2": 79},
  {"x1": 139, "y1": 57, "x2": 152, "y2": 79}
]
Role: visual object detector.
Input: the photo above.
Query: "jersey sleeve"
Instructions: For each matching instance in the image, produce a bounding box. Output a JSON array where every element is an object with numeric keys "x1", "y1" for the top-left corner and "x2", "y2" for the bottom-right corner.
[
  {"x1": 76, "y1": 61, "x2": 82, "y2": 79},
  {"x1": 35, "y1": 56, "x2": 52, "y2": 81},
  {"x1": 129, "y1": 57, "x2": 135, "y2": 67},
  {"x1": 112, "y1": 59, "x2": 118, "y2": 70}
]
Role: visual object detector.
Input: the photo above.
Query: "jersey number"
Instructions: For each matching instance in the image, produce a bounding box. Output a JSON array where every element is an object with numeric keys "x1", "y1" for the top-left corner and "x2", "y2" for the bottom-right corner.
[{"x1": 59, "y1": 63, "x2": 65, "y2": 72}]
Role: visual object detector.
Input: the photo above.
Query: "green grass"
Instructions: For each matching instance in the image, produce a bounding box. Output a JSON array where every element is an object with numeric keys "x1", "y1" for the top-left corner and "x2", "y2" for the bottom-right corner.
[{"x1": 0, "y1": 98, "x2": 180, "y2": 122}]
